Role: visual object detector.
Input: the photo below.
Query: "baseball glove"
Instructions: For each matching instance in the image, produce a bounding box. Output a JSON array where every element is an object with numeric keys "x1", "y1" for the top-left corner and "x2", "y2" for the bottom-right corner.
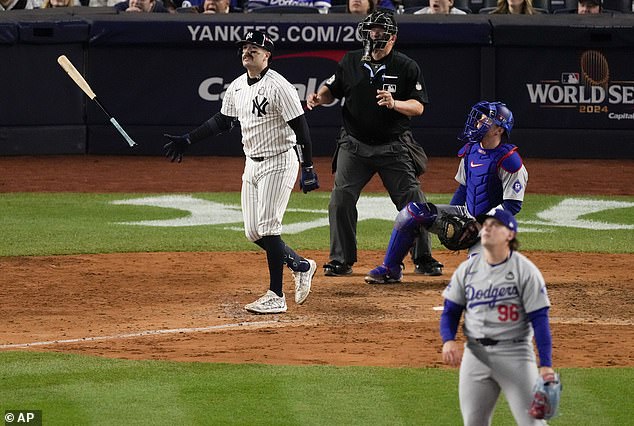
[
  {"x1": 528, "y1": 373, "x2": 562, "y2": 420},
  {"x1": 436, "y1": 214, "x2": 480, "y2": 251}
]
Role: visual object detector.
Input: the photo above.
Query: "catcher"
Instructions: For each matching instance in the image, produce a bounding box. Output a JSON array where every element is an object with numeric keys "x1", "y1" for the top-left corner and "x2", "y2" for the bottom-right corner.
[{"x1": 365, "y1": 100, "x2": 528, "y2": 284}]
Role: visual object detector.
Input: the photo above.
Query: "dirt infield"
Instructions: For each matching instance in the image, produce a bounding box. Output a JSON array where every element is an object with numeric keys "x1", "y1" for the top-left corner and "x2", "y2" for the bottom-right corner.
[{"x1": 1, "y1": 156, "x2": 633, "y2": 368}]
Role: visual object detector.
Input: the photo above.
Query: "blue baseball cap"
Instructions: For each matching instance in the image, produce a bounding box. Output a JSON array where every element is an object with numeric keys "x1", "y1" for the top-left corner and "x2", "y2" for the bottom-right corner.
[{"x1": 477, "y1": 209, "x2": 518, "y2": 233}]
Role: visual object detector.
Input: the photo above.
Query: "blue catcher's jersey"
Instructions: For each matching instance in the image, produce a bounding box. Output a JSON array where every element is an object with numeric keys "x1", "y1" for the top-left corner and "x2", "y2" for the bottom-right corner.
[{"x1": 457, "y1": 142, "x2": 525, "y2": 217}]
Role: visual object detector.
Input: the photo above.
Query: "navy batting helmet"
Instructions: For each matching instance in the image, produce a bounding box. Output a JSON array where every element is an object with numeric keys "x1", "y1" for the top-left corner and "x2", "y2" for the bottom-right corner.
[
  {"x1": 237, "y1": 30, "x2": 274, "y2": 53},
  {"x1": 357, "y1": 10, "x2": 398, "y2": 51},
  {"x1": 461, "y1": 101, "x2": 514, "y2": 143}
]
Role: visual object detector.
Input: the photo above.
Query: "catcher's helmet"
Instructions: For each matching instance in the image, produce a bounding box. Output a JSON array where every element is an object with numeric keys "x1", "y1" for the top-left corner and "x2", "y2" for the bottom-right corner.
[
  {"x1": 357, "y1": 10, "x2": 398, "y2": 51},
  {"x1": 237, "y1": 30, "x2": 274, "y2": 53},
  {"x1": 461, "y1": 101, "x2": 514, "y2": 143}
]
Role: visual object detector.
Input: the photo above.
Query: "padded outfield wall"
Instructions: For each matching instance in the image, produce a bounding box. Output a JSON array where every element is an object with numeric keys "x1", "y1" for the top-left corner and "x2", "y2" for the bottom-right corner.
[{"x1": 0, "y1": 9, "x2": 633, "y2": 158}]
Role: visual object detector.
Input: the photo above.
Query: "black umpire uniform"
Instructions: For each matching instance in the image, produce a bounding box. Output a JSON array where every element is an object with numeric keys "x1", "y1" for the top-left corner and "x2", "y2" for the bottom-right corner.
[{"x1": 324, "y1": 47, "x2": 441, "y2": 275}]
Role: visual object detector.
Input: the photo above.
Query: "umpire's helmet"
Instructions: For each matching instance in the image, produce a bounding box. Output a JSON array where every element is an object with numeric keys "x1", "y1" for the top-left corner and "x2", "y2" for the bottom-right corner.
[
  {"x1": 237, "y1": 30, "x2": 274, "y2": 53},
  {"x1": 461, "y1": 101, "x2": 514, "y2": 143},
  {"x1": 357, "y1": 10, "x2": 398, "y2": 50}
]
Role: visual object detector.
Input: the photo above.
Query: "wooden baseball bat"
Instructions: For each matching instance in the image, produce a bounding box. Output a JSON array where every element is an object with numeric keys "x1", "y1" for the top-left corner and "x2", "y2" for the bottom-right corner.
[{"x1": 57, "y1": 55, "x2": 137, "y2": 148}]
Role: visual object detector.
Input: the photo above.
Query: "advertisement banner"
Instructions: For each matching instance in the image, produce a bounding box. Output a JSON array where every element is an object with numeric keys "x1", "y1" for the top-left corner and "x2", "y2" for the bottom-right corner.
[
  {"x1": 497, "y1": 48, "x2": 634, "y2": 129},
  {"x1": 87, "y1": 16, "x2": 491, "y2": 48}
]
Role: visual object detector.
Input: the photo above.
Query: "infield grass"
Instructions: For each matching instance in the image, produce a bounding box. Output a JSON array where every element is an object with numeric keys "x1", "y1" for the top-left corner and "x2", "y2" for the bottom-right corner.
[
  {"x1": 0, "y1": 352, "x2": 632, "y2": 425},
  {"x1": 0, "y1": 192, "x2": 632, "y2": 256}
]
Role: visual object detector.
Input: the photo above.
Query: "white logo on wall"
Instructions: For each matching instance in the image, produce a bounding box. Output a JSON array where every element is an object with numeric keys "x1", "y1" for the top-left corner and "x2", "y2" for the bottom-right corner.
[
  {"x1": 525, "y1": 50, "x2": 634, "y2": 120},
  {"x1": 111, "y1": 196, "x2": 634, "y2": 232}
]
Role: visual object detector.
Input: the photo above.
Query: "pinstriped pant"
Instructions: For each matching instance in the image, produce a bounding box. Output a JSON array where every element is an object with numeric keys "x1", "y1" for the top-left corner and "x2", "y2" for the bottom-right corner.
[{"x1": 241, "y1": 149, "x2": 299, "y2": 242}]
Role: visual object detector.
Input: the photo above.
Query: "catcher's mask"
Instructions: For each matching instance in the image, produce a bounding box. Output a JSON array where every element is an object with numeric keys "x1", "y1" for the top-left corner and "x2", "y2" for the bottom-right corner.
[
  {"x1": 357, "y1": 10, "x2": 398, "y2": 61},
  {"x1": 462, "y1": 101, "x2": 514, "y2": 143},
  {"x1": 237, "y1": 30, "x2": 274, "y2": 54}
]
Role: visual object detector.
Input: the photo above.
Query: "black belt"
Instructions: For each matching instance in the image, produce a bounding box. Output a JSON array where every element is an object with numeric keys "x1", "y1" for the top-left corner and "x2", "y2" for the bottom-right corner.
[
  {"x1": 249, "y1": 148, "x2": 291, "y2": 163},
  {"x1": 474, "y1": 338, "x2": 526, "y2": 346}
]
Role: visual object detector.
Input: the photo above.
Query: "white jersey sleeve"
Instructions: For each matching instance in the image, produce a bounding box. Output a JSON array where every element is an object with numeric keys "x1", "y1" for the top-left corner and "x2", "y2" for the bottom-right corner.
[
  {"x1": 499, "y1": 164, "x2": 528, "y2": 202},
  {"x1": 454, "y1": 158, "x2": 466, "y2": 186},
  {"x1": 221, "y1": 78, "x2": 239, "y2": 118}
]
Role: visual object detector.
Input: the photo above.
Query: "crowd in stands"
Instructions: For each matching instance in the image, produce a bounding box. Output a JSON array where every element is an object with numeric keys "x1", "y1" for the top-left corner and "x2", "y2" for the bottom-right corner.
[{"x1": 1, "y1": 0, "x2": 630, "y2": 15}]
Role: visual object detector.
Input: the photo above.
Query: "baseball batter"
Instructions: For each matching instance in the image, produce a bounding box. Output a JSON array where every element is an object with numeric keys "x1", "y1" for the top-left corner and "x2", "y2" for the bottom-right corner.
[
  {"x1": 164, "y1": 30, "x2": 319, "y2": 314},
  {"x1": 365, "y1": 101, "x2": 528, "y2": 284},
  {"x1": 441, "y1": 209, "x2": 556, "y2": 426}
]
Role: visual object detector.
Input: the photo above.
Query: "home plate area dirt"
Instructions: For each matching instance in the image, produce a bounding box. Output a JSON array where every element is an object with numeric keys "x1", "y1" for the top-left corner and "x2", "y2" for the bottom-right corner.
[{"x1": 1, "y1": 156, "x2": 632, "y2": 368}]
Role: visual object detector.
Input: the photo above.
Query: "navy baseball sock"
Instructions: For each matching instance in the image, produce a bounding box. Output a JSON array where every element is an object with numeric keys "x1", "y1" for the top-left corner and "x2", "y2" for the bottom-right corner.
[
  {"x1": 255, "y1": 236, "x2": 284, "y2": 297},
  {"x1": 283, "y1": 243, "x2": 310, "y2": 272}
]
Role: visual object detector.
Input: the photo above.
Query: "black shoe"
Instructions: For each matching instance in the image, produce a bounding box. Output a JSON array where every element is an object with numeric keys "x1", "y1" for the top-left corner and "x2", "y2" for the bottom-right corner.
[
  {"x1": 324, "y1": 260, "x2": 353, "y2": 277},
  {"x1": 414, "y1": 256, "x2": 444, "y2": 276}
]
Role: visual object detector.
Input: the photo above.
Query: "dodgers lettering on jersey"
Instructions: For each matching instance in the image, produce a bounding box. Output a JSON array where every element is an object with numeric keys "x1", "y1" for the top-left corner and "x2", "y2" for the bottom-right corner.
[
  {"x1": 442, "y1": 251, "x2": 550, "y2": 341},
  {"x1": 455, "y1": 142, "x2": 528, "y2": 217},
  {"x1": 221, "y1": 69, "x2": 304, "y2": 159}
]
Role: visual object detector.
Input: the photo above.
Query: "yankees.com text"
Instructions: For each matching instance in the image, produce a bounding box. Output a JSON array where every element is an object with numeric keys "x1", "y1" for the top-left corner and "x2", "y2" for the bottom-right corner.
[{"x1": 187, "y1": 24, "x2": 358, "y2": 44}]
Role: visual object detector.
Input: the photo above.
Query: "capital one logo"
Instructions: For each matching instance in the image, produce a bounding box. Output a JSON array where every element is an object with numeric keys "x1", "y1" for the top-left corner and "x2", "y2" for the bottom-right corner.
[
  {"x1": 525, "y1": 50, "x2": 634, "y2": 114},
  {"x1": 198, "y1": 50, "x2": 346, "y2": 105}
]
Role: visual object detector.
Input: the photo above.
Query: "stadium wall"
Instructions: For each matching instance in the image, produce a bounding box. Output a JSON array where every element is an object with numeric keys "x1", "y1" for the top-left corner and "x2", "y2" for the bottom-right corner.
[{"x1": 0, "y1": 10, "x2": 632, "y2": 158}]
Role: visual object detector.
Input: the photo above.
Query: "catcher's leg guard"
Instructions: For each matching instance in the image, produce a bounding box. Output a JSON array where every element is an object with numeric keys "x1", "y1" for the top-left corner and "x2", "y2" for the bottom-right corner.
[{"x1": 383, "y1": 202, "x2": 438, "y2": 269}]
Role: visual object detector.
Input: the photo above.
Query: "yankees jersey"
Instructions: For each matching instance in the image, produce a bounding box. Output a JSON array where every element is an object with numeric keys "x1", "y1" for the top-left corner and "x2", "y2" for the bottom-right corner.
[
  {"x1": 221, "y1": 68, "x2": 304, "y2": 159},
  {"x1": 325, "y1": 49, "x2": 428, "y2": 144},
  {"x1": 455, "y1": 142, "x2": 528, "y2": 217},
  {"x1": 442, "y1": 251, "x2": 550, "y2": 341}
]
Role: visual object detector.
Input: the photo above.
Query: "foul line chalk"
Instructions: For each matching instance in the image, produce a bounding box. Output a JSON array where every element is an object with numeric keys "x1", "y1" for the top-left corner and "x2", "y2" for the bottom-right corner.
[{"x1": 0, "y1": 320, "x2": 279, "y2": 349}]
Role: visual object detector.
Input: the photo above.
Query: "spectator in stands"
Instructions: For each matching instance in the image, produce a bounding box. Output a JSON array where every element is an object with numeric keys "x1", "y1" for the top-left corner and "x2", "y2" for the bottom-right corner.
[
  {"x1": 347, "y1": 0, "x2": 374, "y2": 14},
  {"x1": 490, "y1": 0, "x2": 537, "y2": 13},
  {"x1": 414, "y1": 0, "x2": 466, "y2": 13},
  {"x1": 377, "y1": 0, "x2": 395, "y2": 10},
  {"x1": 1, "y1": 0, "x2": 33, "y2": 9},
  {"x1": 577, "y1": 0, "x2": 601, "y2": 13},
  {"x1": 114, "y1": 0, "x2": 169, "y2": 11},
  {"x1": 90, "y1": 0, "x2": 118, "y2": 6},
  {"x1": 201, "y1": 0, "x2": 230, "y2": 12},
  {"x1": 246, "y1": 0, "x2": 331, "y2": 13},
  {"x1": 41, "y1": 0, "x2": 77, "y2": 6}
]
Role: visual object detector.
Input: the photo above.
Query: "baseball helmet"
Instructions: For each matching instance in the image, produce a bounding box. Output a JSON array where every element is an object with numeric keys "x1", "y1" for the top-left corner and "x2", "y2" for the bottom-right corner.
[
  {"x1": 236, "y1": 30, "x2": 274, "y2": 53},
  {"x1": 357, "y1": 10, "x2": 398, "y2": 51},
  {"x1": 461, "y1": 101, "x2": 514, "y2": 142}
]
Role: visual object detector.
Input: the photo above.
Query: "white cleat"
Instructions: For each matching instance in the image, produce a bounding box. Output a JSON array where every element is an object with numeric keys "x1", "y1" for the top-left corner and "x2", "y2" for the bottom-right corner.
[
  {"x1": 245, "y1": 290, "x2": 287, "y2": 314},
  {"x1": 293, "y1": 259, "x2": 317, "y2": 305}
]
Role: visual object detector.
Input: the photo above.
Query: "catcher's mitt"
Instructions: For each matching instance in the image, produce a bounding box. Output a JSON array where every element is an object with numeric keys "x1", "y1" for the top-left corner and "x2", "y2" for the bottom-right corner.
[
  {"x1": 528, "y1": 373, "x2": 562, "y2": 420},
  {"x1": 436, "y1": 214, "x2": 480, "y2": 251}
]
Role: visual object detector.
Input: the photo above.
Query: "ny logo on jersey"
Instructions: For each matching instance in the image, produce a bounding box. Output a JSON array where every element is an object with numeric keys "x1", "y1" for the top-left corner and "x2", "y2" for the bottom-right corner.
[{"x1": 252, "y1": 96, "x2": 269, "y2": 117}]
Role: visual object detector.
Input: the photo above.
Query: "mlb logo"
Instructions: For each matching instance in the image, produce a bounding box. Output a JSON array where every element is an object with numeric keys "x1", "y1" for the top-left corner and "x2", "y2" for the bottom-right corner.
[
  {"x1": 383, "y1": 84, "x2": 397, "y2": 93},
  {"x1": 561, "y1": 73, "x2": 579, "y2": 84}
]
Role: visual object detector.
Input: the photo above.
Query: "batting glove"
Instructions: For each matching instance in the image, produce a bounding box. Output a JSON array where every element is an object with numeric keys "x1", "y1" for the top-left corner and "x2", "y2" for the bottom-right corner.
[
  {"x1": 163, "y1": 133, "x2": 191, "y2": 163},
  {"x1": 299, "y1": 165, "x2": 319, "y2": 194}
]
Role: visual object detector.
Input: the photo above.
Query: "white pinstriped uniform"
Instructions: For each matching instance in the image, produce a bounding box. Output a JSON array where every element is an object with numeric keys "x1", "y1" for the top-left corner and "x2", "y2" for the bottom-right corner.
[{"x1": 221, "y1": 69, "x2": 304, "y2": 242}]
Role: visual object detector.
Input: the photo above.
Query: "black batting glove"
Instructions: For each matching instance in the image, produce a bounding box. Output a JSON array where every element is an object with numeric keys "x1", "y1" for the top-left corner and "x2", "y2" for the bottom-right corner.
[
  {"x1": 163, "y1": 133, "x2": 191, "y2": 163},
  {"x1": 299, "y1": 165, "x2": 319, "y2": 194}
]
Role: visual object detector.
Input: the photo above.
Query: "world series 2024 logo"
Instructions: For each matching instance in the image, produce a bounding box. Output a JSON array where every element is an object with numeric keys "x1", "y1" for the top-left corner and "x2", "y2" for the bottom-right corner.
[{"x1": 525, "y1": 50, "x2": 634, "y2": 120}]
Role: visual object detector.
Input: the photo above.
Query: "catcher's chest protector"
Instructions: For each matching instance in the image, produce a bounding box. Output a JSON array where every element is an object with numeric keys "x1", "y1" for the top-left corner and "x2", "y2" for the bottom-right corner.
[{"x1": 463, "y1": 144, "x2": 513, "y2": 216}]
